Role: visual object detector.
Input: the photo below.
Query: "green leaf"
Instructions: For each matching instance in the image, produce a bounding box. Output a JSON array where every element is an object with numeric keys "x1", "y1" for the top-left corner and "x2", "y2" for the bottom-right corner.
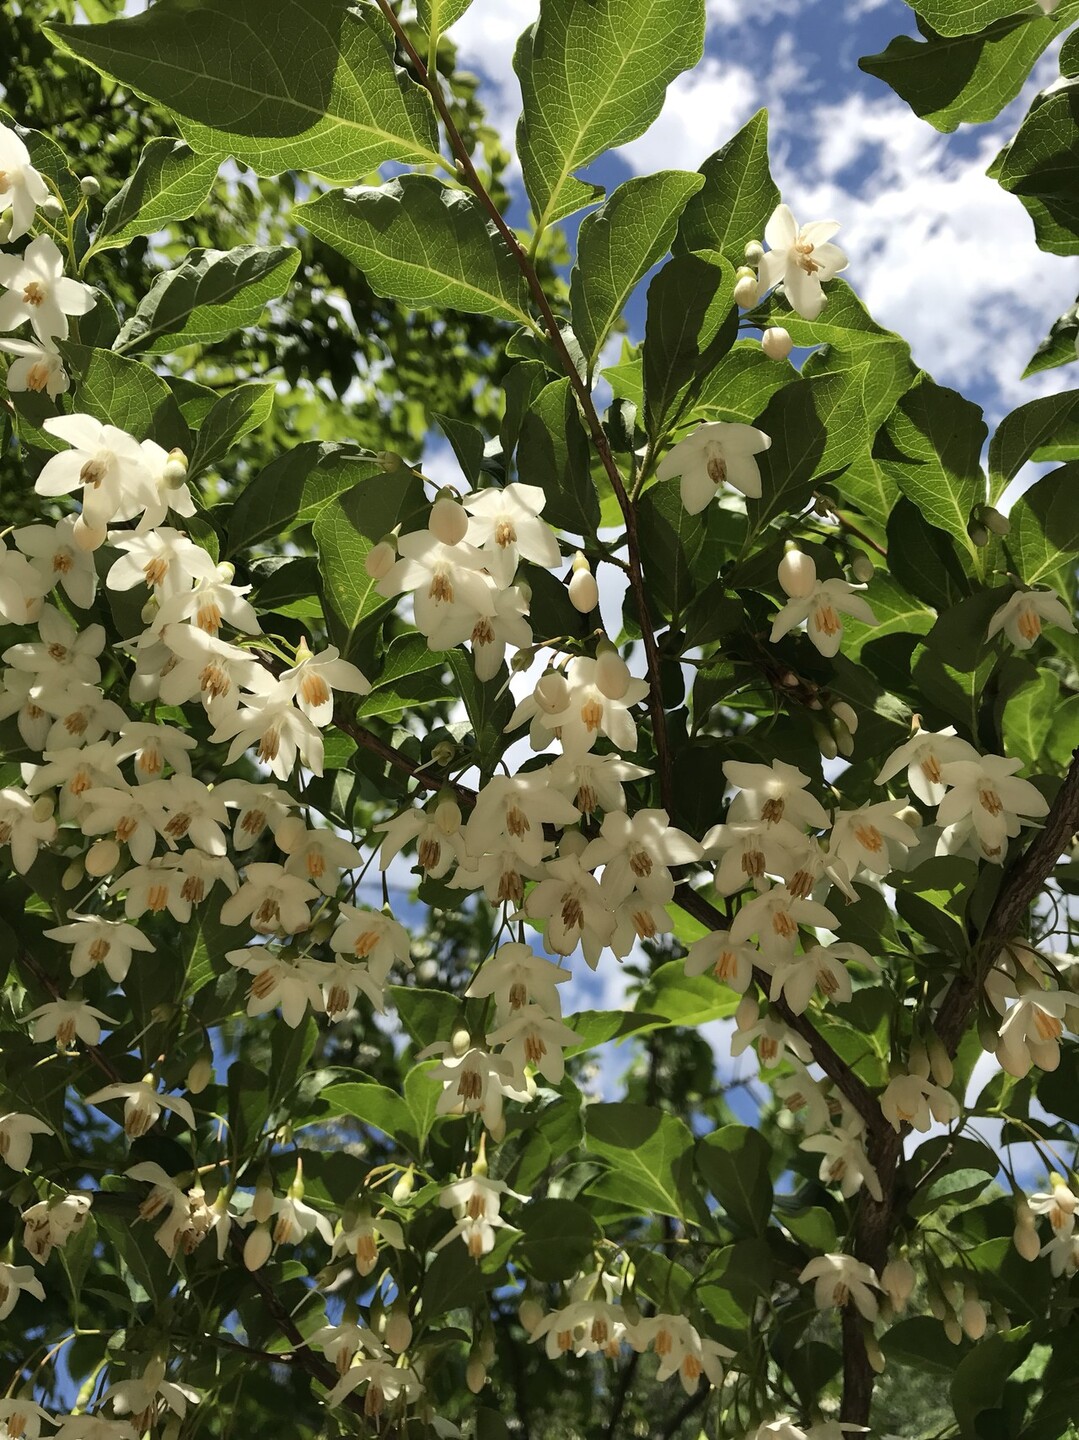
[
  {"x1": 633, "y1": 959, "x2": 740, "y2": 1028},
  {"x1": 447, "y1": 649, "x2": 514, "y2": 778},
  {"x1": 908, "y1": 0, "x2": 1039, "y2": 33},
  {"x1": 60, "y1": 344, "x2": 189, "y2": 448},
  {"x1": 992, "y1": 82, "x2": 1079, "y2": 256},
  {"x1": 636, "y1": 479, "x2": 713, "y2": 621},
  {"x1": 696, "y1": 1125, "x2": 773, "y2": 1235},
  {"x1": 314, "y1": 469, "x2": 427, "y2": 660},
  {"x1": 585, "y1": 1102, "x2": 707, "y2": 1223},
  {"x1": 643, "y1": 250, "x2": 736, "y2": 439},
  {"x1": 675, "y1": 109, "x2": 779, "y2": 265},
  {"x1": 514, "y1": 0, "x2": 705, "y2": 232},
  {"x1": 887, "y1": 496, "x2": 973, "y2": 612},
  {"x1": 571, "y1": 170, "x2": 704, "y2": 376},
  {"x1": 516, "y1": 377, "x2": 599, "y2": 534},
  {"x1": 1023, "y1": 294, "x2": 1079, "y2": 377},
  {"x1": 356, "y1": 635, "x2": 445, "y2": 718},
  {"x1": 1003, "y1": 667, "x2": 1059, "y2": 769},
  {"x1": 295, "y1": 176, "x2": 531, "y2": 324},
  {"x1": 884, "y1": 377, "x2": 987, "y2": 550},
  {"x1": 837, "y1": 453, "x2": 901, "y2": 531},
  {"x1": 389, "y1": 985, "x2": 462, "y2": 1050},
  {"x1": 839, "y1": 573, "x2": 935, "y2": 662},
  {"x1": 1008, "y1": 462, "x2": 1079, "y2": 593},
  {"x1": 516, "y1": 1199, "x2": 600, "y2": 1281},
  {"x1": 951, "y1": 1325, "x2": 1033, "y2": 1437},
  {"x1": 988, "y1": 390, "x2": 1079, "y2": 502},
  {"x1": 404, "y1": 1061, "x2": 441, "y2": 1149},
  {"x1": 417, "y1": 0, "x2": 474, "y2": 33},
  {"x1": 46, "y1": 0, "x2": 442, "y2": 182},
  {"x1": 228, "y1": 443, "x2": 389, "y2": 554},
  {"x1": 882, "y1": 1316, "x2": 963, "y2": 1375},
  {"x1": 190, "y1": 382, "x2": 276, "y2": 478},
  {"x1": 693, "y1": 341, "x2": 797, "y2": 424},
  {"x1": 859, "y1": 6, "x2": 1078, "y2": 133},
  {"x1": 115, "y1": 244, "x2": 300, "y2": 355},
  {"x1": 89, "y1": 137, "x2": 219, "y2": 256},
  {"x1": 321, "y1": 1081, "x2": 413, "y2": 1140}
]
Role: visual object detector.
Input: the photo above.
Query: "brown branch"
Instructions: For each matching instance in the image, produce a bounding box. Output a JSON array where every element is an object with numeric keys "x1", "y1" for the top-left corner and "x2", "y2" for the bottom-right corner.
[
  {"x1": 935, "y1": 747, "x2": 1079, "y2": 1055},
  {"x1": 371, "y1": 0, "x2": 674, "y2": 814},
  {"x1": 333, "y1": 706, "x2": 476, "y2": 808}
]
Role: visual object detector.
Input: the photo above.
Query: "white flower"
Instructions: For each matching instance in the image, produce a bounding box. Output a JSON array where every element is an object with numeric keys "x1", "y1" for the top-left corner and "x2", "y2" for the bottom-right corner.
[
  {"x1": 4, "y1": 605, "x2": 104, "y2": 686},
  {"x1": 277, "y1": 823, "x2": 361, "y2": 895},
  {"x1": 0, "y1": 1112, "x2": 53, "y2": 1171},
  {"x1": 426, "y1": 1044, "x2": 525, "y2": 1133},
  {"x1": 634, "y1": 1314, "x2": 732, "y2": 1394},
  {"x1": 44, "y1": 915, "x2": 155, "y2": 984},
  {"x1": 758, "y1": 204, "x2": 848, "y2": 320},
  {"x1": 276, "y1": 641, "x2": 370, "y2": 726},
  {"x1": 103, "y1": 1358, "x2": 200, "y2": 1423},
  {"x1": 220, "y1": 863, "x2": 318, "y2": 935},
  {"x1": 0, "y1": 336, "x2": 69, "y2": 397},
  {"x1": 545, "y1": 752, "x2": 652, "y2": 818},
  {"x1": 268, "y1": 1193, "x2": 334, "y2": 1248},
  {"x1": 874, "y1": 724, "x2": 978, "y2": 806},
  {"x1": 729, "y1": 886, "x2": 837, "y2": 958},
  {"x1": 463, "y1": 481, "x2": 561, "y2": 586},
  {"x1": 828, "y1": 799, "x2": 918, "y2": 879},
  {"x1": 325, "y1": 1359, "x2": 422, "y2": 1416},
  {"x1": 0, "y1": 125, "x2": 50, "y2": 239},
  {"x1": 135, "y1": 438, "x2": 198, "y2": 532},
  {"x1": 154, "y1": 563, "x2": 260, "y2": 635},
  {"x1": 656, "y1": 420, "x2": 772, "y2": 510},
  {"x1": 36, "y1": 414, "x2": 155, "y2": 538},
  {"x1": 752, "y1": 1421, "x2": 808, "y2": 1440},
  {"x1": 470, "y1": 580, "x2": 533, "y2": 681},
  {"x1": 145, "y1": 774, "x2": 231, "y2": 853},
  {"x1": 703, "y1": 818, "x2": 805, "y2": 895},
  {"x1": 768, "y1": 943, "x2": 873, "y2": 1014},
  {"x1": 580, "y1": 808, "x2": 701, "y2": 904},
  {"x1": 801, "y1": 1126, "x2": 883, "y2": 1201},
  {"x1": 227, "y1": 949, "x2": 322, "y2": 1028},
  {"x1": 85, "y1": 1080, "x2": 196, "y2": 1138},
  {"x1": 22, "y1": 1192, "x2": 91, "y2": 1263},
  {"x1": 774, "y1": 1060, "x2": 832, "y2": 1133},
  {"x1": 24, "y1": 997, "x2": 115, "y2": 1049},
  {"x1": 211, "y1": 692, "x2": 325, "y2": 780},
  {"x1": 996, "y1": 988, "x2": 1068, "y2": 1077},
  {"x1": 466, "y1": 771, "x2": 580, "y2": 867},
  {"x1": 724, "y1": 759, "x2": 830, "y2": 830},
  {"x1": 0, "y1": 1398, "x2": 55, "y2": 1440},
  {"x1": 487, "y1": 1003, "x2": 580, "y2": 1085},
  {"x1": 216, "y1": 779, "x2": 295, "y2": 850},
  {"x1": 798, "y1": 1253, "x2": 881, "y2": 1320},
  {"x1": 0, "y1": 235, "x2": 95, "y2": 343},
  {"x1": 684, "y1": 931, "x2": 757, "y2": 992},
  {"x1": 0, "y1": 547, "x2": 50, "y2": 626},
  {"x1": 522, "y1": 854, "x2": 615, "y2": 968},
  {"x1": 0, "y1": 786, "x2": 56, "y2": 871},
  {"x1": 114, "y1": 721, "x2": 196, "y2": 783},
  {"x1": 535, "y1": 655, "x2": 650, "y2": 755},
  {"x1": 465, "y1": 942, "x2": 570, "y2": 1020},
  {"x1": 375, "y1": 797, "x2": 466, "y2": 880},
  {"x1": 105, "y1": 527, "x2": 216, "y2": 599},
  {"x1": 332, "y1": 1210, "x2": 406, "y2": 1276},
  {"x1": 1029, "y1": 1180, "x2": 1078, "y2": 1236},
  {"x1": 0, "y1": 1262, "x2": 45, "y2": 1321},
  {"x1": 770, "y1": 578, "x2": 876, "y2": 658},
  {"x1": 330, "y1": 905, "x2": 412, "y2": 980},
  {"x1": 987, "y1": 588, "x2": 1076, "y2": 649},
  {"x1": 435, "y1": 1175, "x2": 524, "y2": 1258},
  {"x1": 310, "y1": 1320, "x2": 386, "y2": 1373},
  {"x1": 377, "y1": 529, "x2": 495, "y2": 648},
  {"x1": 936, "y1": 754, "x2": 1049, "y2": 863},
  {"x1": 879, "y1": 1072, "x2": 959, "y2": 1133},
  {"x1": 155, "y1": 624, "x2": 269, "y2": 716},
  {"x1": 13, "y1": 515, "x2": 96, "y2": 610}
]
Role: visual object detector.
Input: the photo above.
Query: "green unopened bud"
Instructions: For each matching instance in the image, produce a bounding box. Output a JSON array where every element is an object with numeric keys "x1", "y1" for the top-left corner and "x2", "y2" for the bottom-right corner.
[
  {"x1": 967, "y1": 519, "x2": 990, "y2": 548},
  {"x1": 811, "y1": 717, "x2": 838, "y2": 761},
  {"x1": 733, "y1": 270, "x2": 760, "y2": 308},
  {"x1": 40, "y1": 196, "x2": 63, "y2": 220},
  {"x1": 391, "y1": 1165, "x2": 415, "y2": 1204},
  {"x1": 430, "y1": 738, "x2": 456, "y2": 767},
  {"x1": 927, "y1": 1032, "x2": 953, "y2": 1087},
  {"x1": 162, "y1": 448, "x2": 188, "y2": 487},
  {"x1": 982, "y1": 505, "x2": 1010, "y2": 537},
  {"x1": 850, "y1": 551, "x2": 875, "y2": 584},
  {"x1": 744, "y1": 240, "x2": 764, "y2": 265},
  {"x1": 79, "y1": 175, "x2": 101, "y2": 198},
  {"x1": 518, "y1": 1296, "x2": 543, "y2": 1334},
  {"x1": 466, "y1": 1353, "x2": 486, "y2": 1394}
]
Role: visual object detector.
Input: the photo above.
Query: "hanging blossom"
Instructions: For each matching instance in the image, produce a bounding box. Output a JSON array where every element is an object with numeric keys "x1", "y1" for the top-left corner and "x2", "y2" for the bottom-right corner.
[
  {"x1": 656, "y1": 420, "x2": 772, "y2": 511},
  {"x1": 0, "y1": 234, "x2": 96, "y2": 344},
  {"x1": 987, "y1": 586, "x2": 1076, "y2": 650},
  {"x1": 757, "y1": 203, "x2": 849, "y2": 320},
  {"x1": 0, "y1": 122, "x2": 50, "y2": 238}
]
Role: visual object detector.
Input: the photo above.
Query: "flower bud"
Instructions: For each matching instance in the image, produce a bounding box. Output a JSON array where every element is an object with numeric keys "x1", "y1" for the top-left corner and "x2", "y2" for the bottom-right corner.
[
  {"x1": 186, "y1": 1053, "x2": 214, "y2": 1094},
  {"x1": 896, "y1": 805, "x2": 922, "y2": 829},
  {"x1": 832, "y1": 717, "x2": 855, "y2": 759},
  {"x1": 534, "y1": 670, "x2": 570, "y2": 714},
  {"x1": 79, "y1": 175, "x2": 101, "y2": 198},
  {"x1": 569, "y1": 562, "x2": 599, "y2": 614},
  {"x1": 850, "y1": 551, "x2": 875, "y2": 584},
  {"x1": 967, "y1": 520, "x2": 990, "y2": 548},
  {"x1": 595, "y1": 646, "x2": 631, "y2": 701},
  {"x1": 830, "y1": 700, "x2": 858, "y2": 736},
  {"x1": 392, "y1": 1166, "x2": 415, "y2": 1204},
  {"x1": 744, "y1": 240, "x2": 764, "y2": 265},
  {"x1": 430, "y1": 495, "x2": 469, "y2": 546},
  {"x1": 252, "y1": 1172, "x2": 275, "y2": 1224},
  {"x1": 435, "y1": 796, "x2": 462, "y2": 834},
  {"x1": 431, "y1": 738, "x2": 456, "y2": 767},
  {"x1": 364, "y1": 538, "x2": 397, "y2": 580},
  {"x1": 812, "y1": 718, "x2": 838, "y2": 761},
  {"x1": 31, "y1": 795, "x2": 55, "y2": 822},
  {"x1": 961, "y1": 1293, "x2": 987, "y2": 1340},
  {"x1": 908, "y1": 1043, "x2": 931, "y2": 1080},
  {"x1": 465, "y1": 1354, "x2": 486, "y2": 1394},
  {"x1": 41, "y1": 196, "x2": 63, "y2": 220},
  {"x1": 734, "y1": 271, "x2": 760, "y2": 309},
  {"x1": 0, "y1": 213, "x2": 11, "y2": 244},
  {"x1": 162, "y1": 448, "x2": 188, "y2": 487},
  {"x1": 385, "y1": 1306, "x2": 413, "y2": 1354},
  {"x1": 735, "y1": 993, "x2": 759, "y2": 1031},
  {"x1": 982, "y1": 506, "x2": 1010, "y2": 537},
  {"x1": 518, "y1": 1297, "x2": 543, "y2": 1334},
  {"x1": 865, "y1": 1330, "x2": 886, "y2": 1375},
  {"x1": 1013, "y1": 1214, "x2": 1040, "y2": 1261},
  {"x1": 943, "y1": 1316, "x2": 963, "y2": 1345},
  {"x1": 928, "y1": 1287, "x2": 948, "y2": 1321},
  {"x1": 85, "y1": 838, "x2": 120, "y2": 877},
  {"x1": 243, "y1": 1224, "x2": 273, "y2": 1271},
  {"x1": 451, "y1": 1028, "x2": 472, "y2": 1058},
  {"x1": 927, "y1": 1033, "x2": 953, "y2": 1087},
  {"x1": 62, "y1": 858, "x2": 85, "y2": 891},
  {"x1": 761, "y1": 326, "x2": 793, "y2": 361},
  {"x1": 778, "y1": 547, "x2": 817, "y2": 599},
  {"x1": 881, "y1": 1257, "x2": 916, "y2": 1312}
]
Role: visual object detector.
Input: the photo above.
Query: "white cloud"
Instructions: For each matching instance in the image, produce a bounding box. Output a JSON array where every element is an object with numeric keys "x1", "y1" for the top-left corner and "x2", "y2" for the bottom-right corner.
[
  {"x1": 707, "y1": 0, "x2": 802, "y2": 23},
  {"x1": 613, "y1": 55, "x2": 763, "y2": 174}
]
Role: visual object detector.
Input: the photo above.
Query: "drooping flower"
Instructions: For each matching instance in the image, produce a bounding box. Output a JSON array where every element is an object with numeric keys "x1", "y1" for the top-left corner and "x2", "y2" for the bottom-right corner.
[
  {"x1": 987, "y1": 587, "x2": 1076, "y2": 650},
  {"x1": 462, "y1": 481, "x2": 561, "y2": 586},
  {"x1": 85, "y1": 1080, "x2": 196, "y2": 1139},
  {"x1": 0, "y1": 1261, "x2": 45, "y2": 1321},
  {"x1": 874, "y1": 723, "x2": 978, "y2": 806},
  {"x1": 0, "y1": 336, "x2": 69, "y2": 397},
  {"x1": 0, "y1": 235, "x2": 95, "y2": 343},
  {"x1": 769, "y1": 577, "x2": 876, "y2": 658},
  {"x1": 0, "y1": 1112, "x2": 53, "y2": 1171},
  {"x1": 936, "y1": 754, "x2": 1049, "y2": 864},
  {"x1": 724, "y1": 759, "x2": 830, "y2": 830},
  {"x1": 879, "y1": 1072, "x2": 959, "y2": 1133},
  {"x1": 36, "y1": 414, "x2": 155, "y2": 539},
  {"x1": 0, "y1": 124, "x2": 50, "y2": 239},
  {"x1": 275, "y1": 641, "x2": 370, "y2": 726},
  {"x1": 798, "y1": 1253, "x2": 881, "y2": 1320},
  {"x1": 758, "y1": 204, "x2": 848, "y2": 320},
  {"x1": 656, "y1": 420, "x2": 772, "y2": 511}
]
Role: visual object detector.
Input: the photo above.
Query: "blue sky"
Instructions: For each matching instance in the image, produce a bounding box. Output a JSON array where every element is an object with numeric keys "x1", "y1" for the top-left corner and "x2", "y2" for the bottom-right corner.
[{"x1": 449, "y1": 0, "x2": 1077, "y2": 427}]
